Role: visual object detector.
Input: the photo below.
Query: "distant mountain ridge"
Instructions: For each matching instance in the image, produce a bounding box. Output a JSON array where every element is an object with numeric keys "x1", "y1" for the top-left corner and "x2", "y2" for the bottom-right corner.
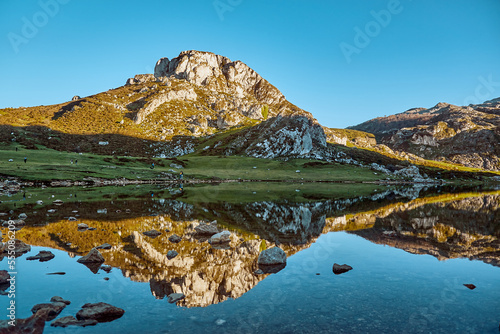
[{"x1": 350, "y1": 98, "x2": 500, "y2": 171}]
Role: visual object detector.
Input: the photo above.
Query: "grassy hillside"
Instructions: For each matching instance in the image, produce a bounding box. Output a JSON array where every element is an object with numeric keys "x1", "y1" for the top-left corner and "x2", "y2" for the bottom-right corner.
[{"x1": 0, "y1": 141, "x2": 388, "y2": 182}]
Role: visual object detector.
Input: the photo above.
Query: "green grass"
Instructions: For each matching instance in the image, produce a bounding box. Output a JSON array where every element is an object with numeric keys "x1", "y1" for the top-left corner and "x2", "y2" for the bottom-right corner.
[
  {"x1": 0, "y1": 142, "x2": 173, "y2": 181},
  {"x1": 0, "y1": 142, "x2": 390, "y2": 182},
  {"x1": 178, "y1": 182, "x2": 382, "y2": 204},
  {"x1": 179, "y1": 155, "x2": 386, "y2": 182}
]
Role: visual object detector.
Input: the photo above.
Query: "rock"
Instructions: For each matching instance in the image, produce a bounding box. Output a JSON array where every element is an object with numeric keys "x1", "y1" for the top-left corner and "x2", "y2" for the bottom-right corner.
[
  {"x1": 72, "y1": 95, "x2": 81, "y2": 101},
  {"x1": 77, "y1": 248, "x2": 105, "y2": 264},
  {"x1": 166, "y1": 250, "x2": 178, "y2": 260},
  {"x1": 124, "y1": 74, "x2": 155, "y2": 86},
  {"x1": 100, "y1": 265, "x2": 112, "y2": 273},
  {"x1": 26, "y1": 250, "x2": 55, "y2": 262},
  {"x1": 76, "y1": 302, "x2": 125, "y2": 322},
  {"x1": 19, "y1": 213, "x2": 27, "y2": 219},
  {"x1": 0, "y1": 310, "x2": 46, "y2": 333},
  {"x1": 169, "y1": 163, "x2": 183, "y2": 169},
  {"x1": 77, "y1": 223, "x2": 88, "y2": 229},
  {"x1": 0, "y1": 270, "x2": 9, "y2": 285},
  {"x1": 194, "y1": 221, "x2": 219, "y2": 236},
  {"x1": 208, "y1": 231, "x2": 231, "y2": 244},
  {"x1": 53, "y1": 199, "x2": 63, "y2": 205},
  {"x1": 50, "y1": 296, "x2": 70, "y2": 305},
  {"x1": 96, "y1": 243, "x2": 112, "y2": 250},
  {"x1": 332, "y1": 263, "x2": 353, "y2": 275},
  {"x1": 257, "y1": 247, "x2": 287, "y2": 265},
  {"x1": 168, "y1": 234, "x2": 182, "y2": 243},
  {"x1": 464, "y1": 284, "x2": 476, "y2": 290},
  {"x1": 51, "y1": 316, "x2": 97, "y2": 328},
  {"x1": 1, "y1": 239, "x2": 31, "y2": 256},
  {"x1": 224, "y1": 115, "x2": 327, "y2": 159},
  {"x1": 167, "y1": 293, "x2": 185, "y2": 304},
  {"x1": 87, "y1": 227, "x2": 96, "y2": 231},
  {"x1": 31, "y1": 302, "x2": 67, "y2": 321},
  {"x1": 36, "y1": 200, "x2": 43, "y2": 205},
  {"x1": 143, "y1": 230, "x2": 162, "y2": 238},
  {"x1": 68, "y1": 217, "x2": 78, "y2": 221}
]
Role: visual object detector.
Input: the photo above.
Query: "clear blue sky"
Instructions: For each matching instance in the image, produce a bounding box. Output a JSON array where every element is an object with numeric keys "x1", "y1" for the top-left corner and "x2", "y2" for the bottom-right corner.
[{"x1": 1, "y1": 0, "x2": 499, "y2": 128}]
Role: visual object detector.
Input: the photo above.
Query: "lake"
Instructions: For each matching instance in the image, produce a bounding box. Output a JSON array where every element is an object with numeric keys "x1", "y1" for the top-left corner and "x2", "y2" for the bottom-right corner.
[{"x1": 1, "y1": 182, "x2": 499, "y2": 333}]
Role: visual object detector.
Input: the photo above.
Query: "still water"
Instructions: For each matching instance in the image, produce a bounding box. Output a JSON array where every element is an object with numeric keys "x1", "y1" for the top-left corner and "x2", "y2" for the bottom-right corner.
[{"x1": 1, "y1": 183, "x2": 499, "y2": 333}]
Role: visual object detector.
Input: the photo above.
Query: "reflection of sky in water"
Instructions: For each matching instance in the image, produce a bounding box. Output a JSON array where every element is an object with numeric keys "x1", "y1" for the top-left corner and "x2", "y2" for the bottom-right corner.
[{"x1": 2, "y1": 231, "x2": 499, "y2": 333}]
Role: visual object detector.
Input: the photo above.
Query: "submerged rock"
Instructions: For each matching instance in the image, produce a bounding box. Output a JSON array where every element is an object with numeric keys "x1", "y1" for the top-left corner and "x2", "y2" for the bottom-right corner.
[
  {"x1": 167, "y1": 293, "x2": 185, "y2": 304},
  {"x1": 168, "y1": 234, "x2": 182, "y2": 243},
  {"x1": 76, "y1": 302, "x2": 125, "y2": 323},
  {"x1": 77, "y1": 223, "x2": 88, "y2": 230},
  {"x1": 0, "y1": 270, "x2": 9, "y2": 285},
  {"x1": 1, "y1": 239, "x2": 31, "y2": 256},
  {"x1": 143, "y1": 230, "x2": 162, "y2": 238},
  {"x1": 27, "y1": 250, "x2": 55, "y2": 262},
  {"x1": 208, "y1": 231, "x2": 231, "y2": 244},
  {"x1": 50, "y1": 296, "x2": 71, "y2": 305},
  {"x1": 77, "y1": 248, "x2": 105, "y2": 264},
  {"x1": 464, "y1": 284, "x2": 476, "y2": 290},
  {"x1": 51, "y1": 316, "x2": 97, "y2": 328},
  {"x1": 167, "y1": 250, "x2": 178, "y2": 260},
  {"x1": 31, "y1": 302, "x2": 67, "y2": 321},
  {"x1": 332, "y1": 263, "x2": 353, "y2": 275},
  {"x1": 96, "y1": 243, "x2": 112, "y2": 250},
  {"x1": 194, "y1": 221, "x2": 219, "y2": 236},
  {"x1": 0, "y1": 310, "x2": 46, "y2": 333},
  {"x1": 257, "y1": 247, "x2": 287, "y2": 265}
]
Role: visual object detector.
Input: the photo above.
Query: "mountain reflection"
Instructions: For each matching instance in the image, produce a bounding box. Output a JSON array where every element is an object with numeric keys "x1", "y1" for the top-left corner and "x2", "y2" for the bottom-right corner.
[{"x1": 3, "y1": 186, "x2": 500, "y2": 307}]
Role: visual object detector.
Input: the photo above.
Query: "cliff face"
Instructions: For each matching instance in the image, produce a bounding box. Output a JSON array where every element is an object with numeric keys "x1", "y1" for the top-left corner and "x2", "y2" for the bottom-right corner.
[{"x1": 350, "y1": 99, "x2": 500, "y2": 170}]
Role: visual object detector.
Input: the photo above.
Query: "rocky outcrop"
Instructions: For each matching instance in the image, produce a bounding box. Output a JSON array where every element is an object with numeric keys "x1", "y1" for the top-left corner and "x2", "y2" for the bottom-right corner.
[
  {"x1": 215, "y1": 114, "x2": 327, "y2": 159},
  {"x1": 154, "y1": 50, "x2": 286, "y2": 107},
  {"x1": 350, "y1": 99, "x2": 500, "y2": 171}
]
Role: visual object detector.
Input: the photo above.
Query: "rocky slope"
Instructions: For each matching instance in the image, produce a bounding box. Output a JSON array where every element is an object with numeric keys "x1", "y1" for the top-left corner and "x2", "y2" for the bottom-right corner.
[
  {"x1": 0, "y1": 50, "x2": 326, "y2": 160},
  {"x1": 350, "y1": 99, "x2": 500, "y2": 171}
]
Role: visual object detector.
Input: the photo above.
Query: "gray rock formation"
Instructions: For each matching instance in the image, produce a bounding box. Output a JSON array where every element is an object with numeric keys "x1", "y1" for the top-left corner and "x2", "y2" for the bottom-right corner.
[
  {"x1": 350, "y1": 99, "x2": 500, "y2": 171},
  {"x1": 26, "y1": 250, "x2": 55, "y2": 262},
  {"x1": 257, "y1": 247, "x2": 287, "y2": 265},
  {"x1": 143, "y1": 230, "x2": 162, "y2": 238},
  {"x1": 208, "y1": 231, "x2": 231, "y2": 244},
  {"x1": 77, "y1": 248, "x2": 105, "y2": 263},
  {"x1": 31, "y1": 302, "x2": 67, "y2": 321},
  {"x1": 76, "y1": 302, "x2": 125, "y2": 322}
]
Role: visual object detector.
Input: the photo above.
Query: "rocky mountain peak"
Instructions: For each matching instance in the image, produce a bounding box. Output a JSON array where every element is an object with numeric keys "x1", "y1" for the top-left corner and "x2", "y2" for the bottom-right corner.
[{"x1": 154, "y1": 50, "x2": 286, "y2": 106}]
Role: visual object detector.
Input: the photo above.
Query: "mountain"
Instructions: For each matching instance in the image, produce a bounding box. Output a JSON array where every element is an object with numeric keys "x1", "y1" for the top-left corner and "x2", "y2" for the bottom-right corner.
[
  {"x1": 349, "y1": 99, "x2": 500, "y2": 171},
  {"x1": 1, "y1": 50, "x2": 499, "y2": 180},
  {"x1": 0, "y1": 50, "x2": 327, "y2": 160}
]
